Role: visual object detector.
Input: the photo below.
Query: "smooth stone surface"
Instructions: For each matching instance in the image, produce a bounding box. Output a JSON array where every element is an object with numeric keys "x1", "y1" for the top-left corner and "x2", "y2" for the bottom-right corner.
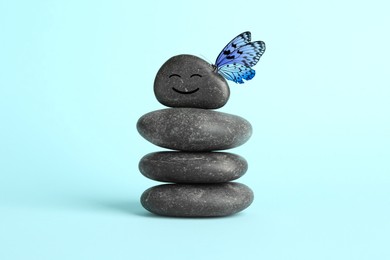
[
  {"x1": 141, "y1": 182, "x2": 254, "y2": 217},
  {"x1": 154, "y1": 54, "x2": 230, "y2": 109},
  {"x1": 139, "y1": 152, "x2": 248, "y2": 183},
  {"x1": 136, "y1": 108, "x2": 252, "y2": 151}
]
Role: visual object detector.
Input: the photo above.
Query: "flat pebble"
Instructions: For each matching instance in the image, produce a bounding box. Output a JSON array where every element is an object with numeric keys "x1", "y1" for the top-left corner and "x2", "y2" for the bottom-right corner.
[
  {"x1": 139, "y1": 152, "x2": 248, "y2": 183},
  {"x1": 141, "y1": 182, "x2": 254, "y2": 217},
  {"x1": 154, "y1": 54, "x2": 230, "y2": 109},
  {"x1": 136, "y1": 108, "x2": 252, "y2": 151}
]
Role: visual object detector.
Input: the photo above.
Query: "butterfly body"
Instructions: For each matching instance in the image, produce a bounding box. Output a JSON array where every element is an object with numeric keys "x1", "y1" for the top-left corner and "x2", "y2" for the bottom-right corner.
[{"x1": 214, "y1": 31, "x2": 265, "y2": 84}]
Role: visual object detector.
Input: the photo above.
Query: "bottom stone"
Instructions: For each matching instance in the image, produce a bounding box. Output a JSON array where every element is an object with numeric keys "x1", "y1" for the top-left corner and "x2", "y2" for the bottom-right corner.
[{"x1": 140, "y1": 182, "x2": 254, "y2": 217}]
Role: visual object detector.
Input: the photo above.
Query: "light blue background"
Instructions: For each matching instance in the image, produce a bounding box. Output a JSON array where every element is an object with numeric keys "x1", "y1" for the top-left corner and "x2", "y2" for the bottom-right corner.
[{"x1": 1, "y1": 0, "x2": 389, "y2": 259}]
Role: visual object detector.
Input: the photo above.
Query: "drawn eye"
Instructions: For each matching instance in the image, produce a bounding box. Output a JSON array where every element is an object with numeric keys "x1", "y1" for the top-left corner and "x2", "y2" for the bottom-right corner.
[
  {"x1": 169, "y1": 74, "x2": 181, "y2": 78},
  {"x1": 190, "y1": 74, "x2": 202, "y2": 78}
]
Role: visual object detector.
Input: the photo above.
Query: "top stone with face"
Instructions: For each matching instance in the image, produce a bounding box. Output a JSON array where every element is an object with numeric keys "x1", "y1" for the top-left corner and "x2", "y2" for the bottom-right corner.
[{"x1": 154, "y1": 54, "x2": 230, "y2": 109}]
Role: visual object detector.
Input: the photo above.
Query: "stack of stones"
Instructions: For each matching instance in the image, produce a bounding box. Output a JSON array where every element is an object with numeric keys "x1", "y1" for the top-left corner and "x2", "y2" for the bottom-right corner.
[{"x1": 137, "y1": 55, "x2": 254, "y2": 217}]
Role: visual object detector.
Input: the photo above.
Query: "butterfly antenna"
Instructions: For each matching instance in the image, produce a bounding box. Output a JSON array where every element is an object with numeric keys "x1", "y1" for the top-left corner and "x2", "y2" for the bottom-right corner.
[
  {"x1": 199, "y1": 54, "x2": 218, "y2": 71},
  {"x1": 199, "y1": 54, "x2": 213, "y2": 65}
]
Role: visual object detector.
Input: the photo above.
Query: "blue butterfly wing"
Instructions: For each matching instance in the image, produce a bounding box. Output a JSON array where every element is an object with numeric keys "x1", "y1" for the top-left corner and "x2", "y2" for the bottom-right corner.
[
  {"x1": 218, "y1": 64, "x2": 256, "y2": 84},
  {"x1": 215, "y1": 31, "x2": 251, "y2": 66},
  {"x1": 214, "y1": 32, "x2": 265, "y2": 84},
  {"x1": 217, "y1": 41, "x2": 266, "y2": 68}
]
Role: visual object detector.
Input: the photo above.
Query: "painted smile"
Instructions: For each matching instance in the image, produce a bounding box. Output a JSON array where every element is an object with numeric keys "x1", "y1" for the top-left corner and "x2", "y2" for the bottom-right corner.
[{"x1": 172, "y1": 87, "x2": 200, "y2": 95}]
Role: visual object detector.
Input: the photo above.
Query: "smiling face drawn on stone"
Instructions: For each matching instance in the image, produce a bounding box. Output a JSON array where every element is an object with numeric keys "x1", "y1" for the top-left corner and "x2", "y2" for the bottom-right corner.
[
  {"x1": 169, "y1": 73, "x2": 200, "y2": 95},
  {"x1": 154, "y1": 54, "x2": 230, "y2": 109}
]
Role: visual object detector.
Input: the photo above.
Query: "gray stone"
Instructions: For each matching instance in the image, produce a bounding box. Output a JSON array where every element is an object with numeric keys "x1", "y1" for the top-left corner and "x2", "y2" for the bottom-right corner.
[
  {"x1": 136, "y1": 108, "x2": 252, "y2": 151},
  {"x1": 140, "y1": 182, "x2": 254, "y2": 217},
  {"x1": 154, "y1": 54, "x2": 230, "y2": 109},
  {"x1": 139, "y1": 152, "x2": 248, "y2": 183}
]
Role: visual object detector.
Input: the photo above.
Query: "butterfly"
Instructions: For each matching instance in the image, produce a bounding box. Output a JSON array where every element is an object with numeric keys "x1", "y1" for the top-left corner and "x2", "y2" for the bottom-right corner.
[{"x1": 213, "y1": 31, "x2": 266, "y2": 84}]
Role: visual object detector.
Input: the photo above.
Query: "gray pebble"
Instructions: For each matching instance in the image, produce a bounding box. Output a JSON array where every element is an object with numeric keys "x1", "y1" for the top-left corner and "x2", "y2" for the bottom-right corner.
[
  {"x1": 139, "y1": 152, "x2": 248, "y2": 183},
  {"x1": 136, "y1": 108, "x2": 252, "y2": 151},
  {"x1": 141, "y1": 182, "x2": 254, "y2": 217},
  {"x1": 154, "y1": 54, "x2": 230, "y2": 109}
]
